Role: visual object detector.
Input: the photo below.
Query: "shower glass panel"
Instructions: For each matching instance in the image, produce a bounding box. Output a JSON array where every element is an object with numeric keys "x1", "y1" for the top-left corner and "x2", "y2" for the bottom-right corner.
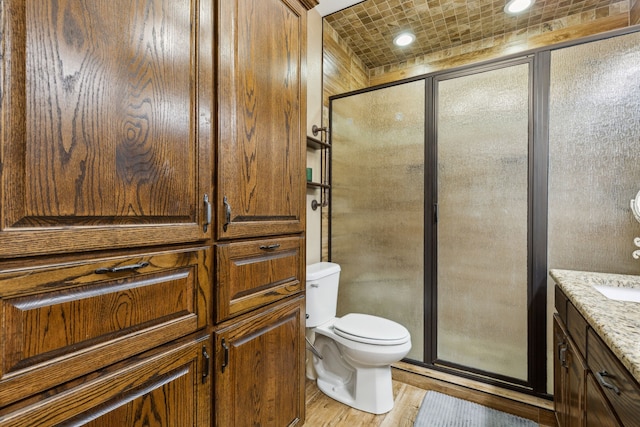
[
  {"x1": 548, "y1": 31, "x2": 640, "y2": 276},
  {"x1": 435, "y1": 63, "x2": 530, "y2": 381},
  {"x1": 330, "y1": 80, "x2": 425, "y2": 361}
]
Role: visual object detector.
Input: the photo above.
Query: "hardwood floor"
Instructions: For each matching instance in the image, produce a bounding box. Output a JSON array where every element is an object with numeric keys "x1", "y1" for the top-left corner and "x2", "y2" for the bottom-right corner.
[
  {"x1": 304, "y1": 364, "x2": 557, "y2": 426},
  {"x1": 305, "y1": 379, "x2": 426, "y2": 427}
]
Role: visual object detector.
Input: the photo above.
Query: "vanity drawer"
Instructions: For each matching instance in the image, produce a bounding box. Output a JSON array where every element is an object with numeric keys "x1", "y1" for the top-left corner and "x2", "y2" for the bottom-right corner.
[
  {"x1": 587, "y1": 329, "x2": 640, "y2": 427},
  {"x1": 567, "y1": 302, "x2": 588, "y2": 357},
  {"x1": 555, "y1": 285, "x2": 568, "y2": 324},
  {"x1": 215, "y1": 236, "x2": 303, "y2": 322},
  {"x1": 0, "y1": 246, "x2": 211, "y2": 407}
]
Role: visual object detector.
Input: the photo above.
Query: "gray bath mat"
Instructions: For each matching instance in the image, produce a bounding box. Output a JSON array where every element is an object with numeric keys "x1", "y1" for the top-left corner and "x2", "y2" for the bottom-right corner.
[{"x1": 414, "y1": 391, "x2": 537, "y2": 427}]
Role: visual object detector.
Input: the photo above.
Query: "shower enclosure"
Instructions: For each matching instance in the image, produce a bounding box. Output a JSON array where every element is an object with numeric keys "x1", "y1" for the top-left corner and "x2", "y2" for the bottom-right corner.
[
  {"x1": 329, "y1": 62, "x2": 537, "y2": 389},
  {"x1": 328, "y1": 27, "x2": 640, "y2": 395}
]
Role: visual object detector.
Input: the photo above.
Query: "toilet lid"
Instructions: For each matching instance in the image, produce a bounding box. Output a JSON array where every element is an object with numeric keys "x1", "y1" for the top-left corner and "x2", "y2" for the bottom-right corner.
[{"x1": 333, "y1": 313, "x2": 410, "y2": 346}]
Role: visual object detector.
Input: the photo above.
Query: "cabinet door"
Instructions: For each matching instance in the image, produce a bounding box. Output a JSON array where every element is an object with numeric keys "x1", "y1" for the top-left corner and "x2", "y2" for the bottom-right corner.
[
  {"x1": 0, "y1": 0, "x2": 213, "y2": 258},
  {"x1": 566, "y1": 339, "x2": 586, "y2": 427},
  {"x1": 217, "y1": 0, "x2": 307, "y2": 239},
  {"x1": 554, "y1": 316, "x2": 569, "y2": 427},
  {"x1": 0, "y1": 247, "x2": 212, "y2": 407},
  {"x1": 586, "y1": 373, "x2": 622, "y2": 427},
  {"x1": 214, "y1": 296, "x2": 305, "y2": 427},
  {"x1": 554, "y1": 315, "x2": 587, "y2": 427},
  {"x1": 0, "y1": 333, "x2": 212, "y2": 427}
]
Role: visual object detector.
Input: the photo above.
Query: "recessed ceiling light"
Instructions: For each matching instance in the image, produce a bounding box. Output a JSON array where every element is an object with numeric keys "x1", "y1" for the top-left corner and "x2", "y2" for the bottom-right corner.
[
  {"x1": 504, "y1": 0, "x2": 534, "y2": 14},
  {"x1": 393, "y1": 32, "x2": 415, "y2": 47}
]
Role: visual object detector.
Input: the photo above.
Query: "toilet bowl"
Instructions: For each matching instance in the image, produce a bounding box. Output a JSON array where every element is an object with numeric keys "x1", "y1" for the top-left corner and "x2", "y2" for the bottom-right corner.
[{"x1": 306, "y1": 262, "x2": 411, "y2": 415}]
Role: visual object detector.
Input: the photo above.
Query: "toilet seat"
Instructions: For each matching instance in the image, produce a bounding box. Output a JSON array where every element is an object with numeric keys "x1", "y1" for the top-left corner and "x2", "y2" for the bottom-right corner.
[{"x1": 333, "y1": 313, "x2": 410, "y2": 346}]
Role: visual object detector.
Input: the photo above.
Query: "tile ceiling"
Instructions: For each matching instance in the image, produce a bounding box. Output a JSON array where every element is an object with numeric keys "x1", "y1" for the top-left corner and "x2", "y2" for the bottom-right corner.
[{"x1": 324, "y1": 0, "x2": 622, "y2": 69}]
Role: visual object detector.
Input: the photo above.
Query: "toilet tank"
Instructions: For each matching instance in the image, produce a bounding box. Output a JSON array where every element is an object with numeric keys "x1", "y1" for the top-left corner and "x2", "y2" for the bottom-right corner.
[{"x1": 306, "y1": 262, "x2": 341, "y2": 327}]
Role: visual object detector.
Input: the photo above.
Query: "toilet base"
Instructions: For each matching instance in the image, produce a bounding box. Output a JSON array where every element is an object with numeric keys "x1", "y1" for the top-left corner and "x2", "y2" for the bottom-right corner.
[
  {"x1": 312, "y1": 336, "x2": 395, "y2": 415},
  {"x1": 316, "y1": 365, "x2": 394, "y2": 415}
]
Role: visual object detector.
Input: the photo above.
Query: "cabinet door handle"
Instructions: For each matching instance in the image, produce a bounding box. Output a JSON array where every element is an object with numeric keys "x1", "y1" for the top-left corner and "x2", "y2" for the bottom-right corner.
[
  {"x1": 203, "y1": 194, "x2": 211, "y2": 232},
  {"x1": 596, "y1": 371, "x2": 621, "y2": 395},
  {"x1": 202, "y1": 345, "x2": 210, "y2": 384},
  {"x1": 259, "y1": 244, "x2": 281, "y2": 250},
  {"x1": 223, "y1": 196, "x2": 231, "y2": 231},
  {"x1": 559, "y1": 347, "x2": 567, "y2": 368},
  {"x1": 221, "y1": 339, "x2": 229, "y2": 373},
  {"x1": 95, "y1": 261, "x2": 149, "y2": 274}
]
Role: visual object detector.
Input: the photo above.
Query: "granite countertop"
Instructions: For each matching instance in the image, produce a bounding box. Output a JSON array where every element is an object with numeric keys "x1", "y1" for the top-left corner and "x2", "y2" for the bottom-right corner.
[{"x1": 550, "y1": 269, "x2": 640, "y2": 384}]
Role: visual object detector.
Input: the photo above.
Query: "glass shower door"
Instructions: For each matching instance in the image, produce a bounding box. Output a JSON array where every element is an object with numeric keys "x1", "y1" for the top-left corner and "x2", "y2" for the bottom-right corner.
[
  {"x1": 434, "y1": 61, "x2": 531, "y2": 381},
  {"x1": 330, "y1": 79, "x2": 425, "y2": 361}
]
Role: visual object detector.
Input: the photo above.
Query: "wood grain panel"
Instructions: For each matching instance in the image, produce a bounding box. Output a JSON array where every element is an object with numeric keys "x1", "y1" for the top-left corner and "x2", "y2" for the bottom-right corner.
[
  {"x1": 0, "y1": 247, "x2": 211, "y2": 407},
  {"x1": 585, "y1": 373, "x2": 623, "y2": 427},
  {"x1": 632, "y1": 0, "x2": 640, "y2": 26},
  {"x1": 567, "y1": 302, "x2": 588, "y2": 357},
  {"x1": 217, "y1": 0, "x2": 306, "y2": 240},
  {"x1": 0, "y1": 333, "x2": 211, "y2": 427},
  {"x1": 587, "y1": 329, "x2": 640, "y2": 427},
  {"x1": 215, "y1": 236, "x2": 303, "y2": 322},
  {"x1": 215, "y1": 296, "x2": 305, "y2": 427},
  {"x1": 0, "y1": 0, "x2": 213, "y2": 257}
]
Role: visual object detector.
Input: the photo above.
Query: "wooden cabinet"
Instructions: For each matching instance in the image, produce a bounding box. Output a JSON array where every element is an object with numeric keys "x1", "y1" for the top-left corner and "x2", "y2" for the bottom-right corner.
[
  {"x1": 553, "y1": 315, "x2": 586, "y2": 427},
  {"x1": 0, "y1": 0, "x2": 213, "y2": 258},
  {"x1": 587, "y1": 329, "x2": 640, "y2": 427},
  {"x1": 0, "y1": 0, "x2": 214, "y2": 424},
  {"x1": 0, "y1": 333, "x2": 212, "y2": 427},
  {"x1": 215, "y1": 235, "x2": 304, "y2": 322},
  {"x1": 213, "y1": 0, "x2": 314, "y2": 425},
  {"x1": 0, "y1": 246, "x2": 212, "y2": 408},
  {"x1": 554, "y1": 286, "x2": 640, "y2": 427},
  {"x1": 214, "y1": 296, "x2": 305, "y2": 427},
  {"x1": 585, "y1": 374, "x2": 622, "y2": 427},
  {"x1": 216, "y1": 0, "x2": 308, "y2": 240}
]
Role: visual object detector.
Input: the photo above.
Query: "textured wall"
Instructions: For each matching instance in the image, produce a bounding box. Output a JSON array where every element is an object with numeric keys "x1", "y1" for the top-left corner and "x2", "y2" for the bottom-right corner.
[
  {"x1": 546, "y1": 30, "x2": 640, "y2": 391},
  {"x1": 321, "y1": 23, "x2": 370, "y2": 261}
]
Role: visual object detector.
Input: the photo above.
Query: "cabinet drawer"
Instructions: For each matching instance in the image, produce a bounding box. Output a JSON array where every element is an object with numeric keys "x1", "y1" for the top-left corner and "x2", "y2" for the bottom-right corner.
[
  {"x1": 215, "y1": 236, "x2": 303, "y2": 322},
  {"x1": 555, "y1": 285, "x2": 568, "y2": 324},
  {"x1": 0, "y1": 332, "x2": 211, "y2": 427},
  {"x1": 587, "y1": 329, "x2": 640, "y2": 427},
  {"x1": 0, "y1": 247, "x2": 211, "y2": 407},
  {"x1": 567, "y1": 302, "x2": 588, "y2": 358}
]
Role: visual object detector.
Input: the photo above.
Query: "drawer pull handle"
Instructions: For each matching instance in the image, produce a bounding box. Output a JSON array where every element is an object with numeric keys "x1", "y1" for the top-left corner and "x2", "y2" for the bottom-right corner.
[
  {"x1": 202, "y1": 345, "x2": 210, "y2": 384},
  {"x1": 223, "y1": 196, "x2": 231, "y2": 231},
  {"x1": 259, "y1": 244, "x2": 281, "y2": 250},
  {"x1": 203, "y1": 194, "x2": 211, "y2": 232},
  {"x1": 95, "y1": 261, "x2": 150, "y2": 274},
  {"x1": 596, "y1": 371, "x2": 621, "y2": 395},
  {"x1": 221, "y1": 339, "x2": 229, "y2": 373}
]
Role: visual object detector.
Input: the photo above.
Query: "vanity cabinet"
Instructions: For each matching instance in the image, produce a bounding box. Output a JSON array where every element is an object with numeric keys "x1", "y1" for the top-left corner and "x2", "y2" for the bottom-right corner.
[
  {"x1": 554, "y1": 285, "x2": 640, "y2": 427},
  {"x1": 553, "y1": 315, "x2": 587, "y2": 427}
]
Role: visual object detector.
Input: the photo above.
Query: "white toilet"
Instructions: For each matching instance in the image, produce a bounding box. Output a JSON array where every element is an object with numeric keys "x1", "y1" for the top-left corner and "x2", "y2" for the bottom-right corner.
[{"x1": 306, "y1": 262, "x2": 411, "y2": 415}]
